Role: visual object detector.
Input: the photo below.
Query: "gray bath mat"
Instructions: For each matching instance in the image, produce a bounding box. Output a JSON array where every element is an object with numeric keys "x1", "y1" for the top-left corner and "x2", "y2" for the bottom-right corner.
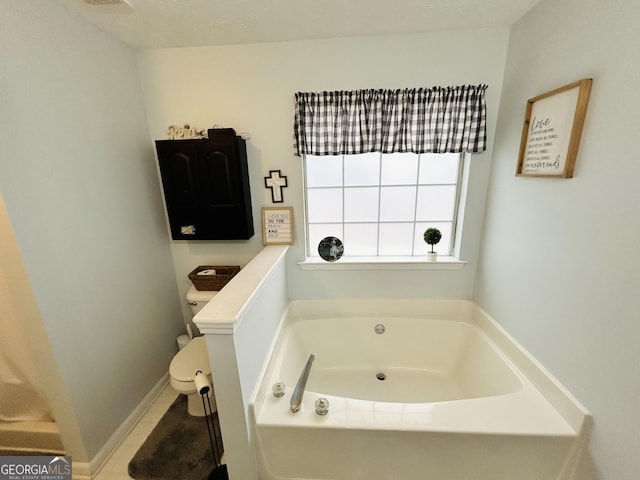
[{"x1": 128, "y1": 395, "x2": 223, "y2": 480}]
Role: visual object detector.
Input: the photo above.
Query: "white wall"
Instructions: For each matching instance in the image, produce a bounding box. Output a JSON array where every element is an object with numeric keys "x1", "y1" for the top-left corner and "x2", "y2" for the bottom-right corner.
[
  {"x1": 0, "y1": 0, "x2": 183, "y2": 461},
  {"x1": 474, "y1": 0, "x2": 640, "y2": 478},
  {"x1": 137, "y1": 27, "x2": 510, "y2": 311}
]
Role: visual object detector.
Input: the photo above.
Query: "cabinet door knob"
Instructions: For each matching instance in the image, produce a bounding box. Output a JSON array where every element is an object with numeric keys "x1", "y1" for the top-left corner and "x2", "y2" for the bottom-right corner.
[{"x1": 187, "y1": 301, "x2": 198, "y2": 306}]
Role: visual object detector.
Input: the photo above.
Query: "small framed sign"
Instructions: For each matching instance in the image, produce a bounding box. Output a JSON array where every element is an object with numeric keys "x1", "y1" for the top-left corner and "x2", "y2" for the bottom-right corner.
[
  {"x1": 262, "y1": 207, "x2": 294, "y2": 245},
  {"x1": 516, "y1": 79, "x2": 592, "y2": 178}
]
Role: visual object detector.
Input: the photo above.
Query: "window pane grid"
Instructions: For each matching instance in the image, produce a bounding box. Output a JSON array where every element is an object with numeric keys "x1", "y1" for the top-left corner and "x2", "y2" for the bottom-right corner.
[
  {"x1": 305, "y1": 153, "x2": 462, "y2": 257},
  {"x1": 376, "y1": 155, "x2": 382, "y2": 256}
]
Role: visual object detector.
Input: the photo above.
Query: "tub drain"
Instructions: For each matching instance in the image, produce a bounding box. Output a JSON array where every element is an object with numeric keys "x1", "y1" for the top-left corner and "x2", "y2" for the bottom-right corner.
[{"x1": 376, "y1": 372, "x2": 386, "y2": 381}]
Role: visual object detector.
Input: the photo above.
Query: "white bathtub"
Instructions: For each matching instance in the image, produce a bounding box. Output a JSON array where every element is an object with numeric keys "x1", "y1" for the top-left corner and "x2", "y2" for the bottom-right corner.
[{"x1": 251, "y1": 299, "x2": 591, "y2": 480}]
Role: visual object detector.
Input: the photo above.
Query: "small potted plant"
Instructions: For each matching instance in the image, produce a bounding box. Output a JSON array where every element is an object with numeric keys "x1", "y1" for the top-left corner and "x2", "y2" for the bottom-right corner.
[{"x1": 423, "y1": 227, "x2": 442, "y2": 261}]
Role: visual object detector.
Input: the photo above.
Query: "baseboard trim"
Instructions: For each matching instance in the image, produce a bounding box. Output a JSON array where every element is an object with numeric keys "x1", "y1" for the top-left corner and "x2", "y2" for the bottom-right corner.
[
  {"x1": 85, "y1": 372, "x2": 169, "y2": 479},
  {"x1": 71, "y1": 462, "x2": 91, "y2": 480}
]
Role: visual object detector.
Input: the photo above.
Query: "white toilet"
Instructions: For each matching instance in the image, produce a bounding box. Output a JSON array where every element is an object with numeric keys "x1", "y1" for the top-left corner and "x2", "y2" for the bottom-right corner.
[{"x1": 169, "y1": 286, "x2": 218, "y2": 416}]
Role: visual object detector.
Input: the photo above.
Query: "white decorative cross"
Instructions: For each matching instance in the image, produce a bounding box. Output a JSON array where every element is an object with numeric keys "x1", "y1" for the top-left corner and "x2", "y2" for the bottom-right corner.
[{"x1": 264, "y1": 170, "x2": 288, "y2": 203}]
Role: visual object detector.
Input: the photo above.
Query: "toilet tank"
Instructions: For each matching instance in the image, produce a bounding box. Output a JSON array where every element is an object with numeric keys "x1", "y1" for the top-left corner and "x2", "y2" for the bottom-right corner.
[{"x1": 186, "y1": 285, "x2": 218, "y2": 315}]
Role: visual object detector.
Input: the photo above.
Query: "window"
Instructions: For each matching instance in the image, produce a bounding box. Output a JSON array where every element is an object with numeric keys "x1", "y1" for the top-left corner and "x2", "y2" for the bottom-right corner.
[
  {"x1": 304, "y1": 151, "x2": 463, "y2": 259},
  {"x1": 295, "y1": 85, "x2": 487, "y2": 265}
]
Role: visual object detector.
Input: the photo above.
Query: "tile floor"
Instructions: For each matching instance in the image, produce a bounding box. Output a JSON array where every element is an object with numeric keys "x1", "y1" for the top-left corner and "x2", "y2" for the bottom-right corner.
[{"x1": 94, "y1": 386, "x2": 179, "y2": 480}]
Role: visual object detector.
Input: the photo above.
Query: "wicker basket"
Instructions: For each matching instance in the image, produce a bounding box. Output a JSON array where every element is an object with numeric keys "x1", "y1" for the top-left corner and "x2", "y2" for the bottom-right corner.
[{"x1": 188, "y1": 265, "x2": 240, "y2": 291}]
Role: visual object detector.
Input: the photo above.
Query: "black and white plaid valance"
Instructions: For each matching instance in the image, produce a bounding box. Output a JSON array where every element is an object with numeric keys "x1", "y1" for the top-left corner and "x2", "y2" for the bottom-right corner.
[{"x1": 294, "y1": 85, "x2": 488, "y2": 156}]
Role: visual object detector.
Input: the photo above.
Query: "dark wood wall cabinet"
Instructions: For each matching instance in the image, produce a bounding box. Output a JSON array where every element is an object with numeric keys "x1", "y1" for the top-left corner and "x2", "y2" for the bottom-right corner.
[{"x1": 155, "y1": 133, "x2": 254, "y2": 240}]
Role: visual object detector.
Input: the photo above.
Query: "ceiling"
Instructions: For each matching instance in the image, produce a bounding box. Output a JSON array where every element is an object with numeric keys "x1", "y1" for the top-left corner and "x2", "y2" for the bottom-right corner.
[{"x1": 56, "y1": 0, "x2": 542, "y2": 50}]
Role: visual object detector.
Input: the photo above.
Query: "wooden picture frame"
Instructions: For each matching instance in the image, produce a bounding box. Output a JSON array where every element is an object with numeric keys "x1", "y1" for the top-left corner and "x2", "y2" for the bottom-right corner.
[
  {"x1": 516, "y1": 79, "x2": 592, "y2": 178},
  {"x1": 262, "y1": 207, "x2": 293, "y2": 245}
]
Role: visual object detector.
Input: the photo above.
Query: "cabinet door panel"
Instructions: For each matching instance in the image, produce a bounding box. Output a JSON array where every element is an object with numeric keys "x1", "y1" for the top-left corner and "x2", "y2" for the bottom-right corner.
[
  {"x1": 197, "y1": 143, "x2": 236, "y2": 206},
  {"x1": 156, "y1": 142, "x2": 198, "y2": 209}
]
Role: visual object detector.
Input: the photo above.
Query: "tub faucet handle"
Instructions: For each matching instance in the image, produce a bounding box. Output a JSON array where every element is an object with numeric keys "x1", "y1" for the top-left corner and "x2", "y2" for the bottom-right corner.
[
  {"x1": 315, "y1": 397, "x2": 329, "y2": 415},
  {"x1": 272, "y1": 382, "x2": 286, "y2": 398}
]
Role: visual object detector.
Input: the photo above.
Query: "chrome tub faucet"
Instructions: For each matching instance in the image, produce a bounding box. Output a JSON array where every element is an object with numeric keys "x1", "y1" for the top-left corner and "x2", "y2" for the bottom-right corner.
[{"x1": 290, "y1": 354, "x2": 315, "y2": 413}]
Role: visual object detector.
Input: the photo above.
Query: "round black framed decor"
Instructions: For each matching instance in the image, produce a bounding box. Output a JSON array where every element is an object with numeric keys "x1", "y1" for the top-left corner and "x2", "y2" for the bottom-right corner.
[{"x1": 318, "y1": 237, "x2": 344, "y2": 262}]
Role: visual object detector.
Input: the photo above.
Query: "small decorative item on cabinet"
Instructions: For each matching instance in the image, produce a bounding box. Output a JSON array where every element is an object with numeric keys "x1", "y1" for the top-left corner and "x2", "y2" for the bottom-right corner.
[
  {"x1": 167, "y1": 124, "x2": 206, "y2": 139},
  {"x1": 188, "y1": 265, "x2": 241, "y2": 291}
]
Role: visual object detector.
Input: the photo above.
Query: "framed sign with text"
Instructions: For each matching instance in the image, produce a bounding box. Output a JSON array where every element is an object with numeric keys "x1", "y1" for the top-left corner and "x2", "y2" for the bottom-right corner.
[
  {"x1": 516, "y1": 79, "x2": 592, "y2": 178},
  {"x1": 262, "y1": 207, "x2": 294, "y2": 245}
]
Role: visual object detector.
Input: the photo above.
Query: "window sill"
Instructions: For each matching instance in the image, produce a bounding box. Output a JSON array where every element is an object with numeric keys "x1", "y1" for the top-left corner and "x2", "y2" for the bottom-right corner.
[{"x1": 297, "y1": 256, "x2": 467, "y2": 271}]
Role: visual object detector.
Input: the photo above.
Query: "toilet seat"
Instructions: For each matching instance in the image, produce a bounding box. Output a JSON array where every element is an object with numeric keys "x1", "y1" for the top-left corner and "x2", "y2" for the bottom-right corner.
[{"x1": 169, "y1": 336, "x2": 211, "y2": 389}]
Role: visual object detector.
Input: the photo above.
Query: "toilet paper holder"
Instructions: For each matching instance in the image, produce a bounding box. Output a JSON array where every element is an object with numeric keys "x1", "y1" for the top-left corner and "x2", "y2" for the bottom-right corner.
[
  {"x1": 194, "y1": 370, "x2": 211, "y2": 395},
  {"x1": 196, "y1": 369, "x2": 228, "y2": 479}
]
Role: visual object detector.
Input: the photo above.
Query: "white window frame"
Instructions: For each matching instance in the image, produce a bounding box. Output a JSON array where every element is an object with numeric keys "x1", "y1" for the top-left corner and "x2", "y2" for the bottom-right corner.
[{"x1": 299, "y1": 152, "x2": 469, "y2": 270}]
